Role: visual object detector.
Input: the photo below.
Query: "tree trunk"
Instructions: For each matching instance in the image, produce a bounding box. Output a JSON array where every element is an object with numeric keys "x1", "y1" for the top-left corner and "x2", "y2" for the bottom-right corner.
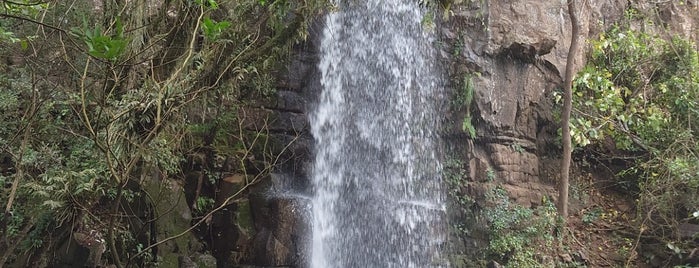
[{"x1": 558, "y1": 0, "x2": 580, "y2": 220}]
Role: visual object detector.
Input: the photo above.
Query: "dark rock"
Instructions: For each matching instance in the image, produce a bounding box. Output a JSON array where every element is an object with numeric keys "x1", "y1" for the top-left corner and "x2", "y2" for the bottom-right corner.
[
  {"x1": 505, "y1": 43, "x2": 538, "y2": 63},
  {"x1": 178, "y1": 256, "x2": 197, "y2": 268},
  {"x1": 249, "y1": 195, "x2": 311, "y2": 267},
  {"x1": 253, "y1": 90, "x2": 307, "y2": 113},
  {"x1": 268, "y1": 135, "x2": 313, "y2": 182},
  {"x1": 679, "y1": 223, "x2": 699, "y2": 238},
  {"x1": 487, "y1": 260, "x2": 504, "y2": 268},
  {"x1": 194, "y1": 253, "x2": 217, "y2": 267},
  {"x1": 277, "y1": 50, "x2": 317, "y2": 91},
  {"x1": 275, "y1": 90, "x2": 307, "y2": 113},
  {"x1": 144, "y1": 179, "x2": 204, "y2": 268},
  {"x1": 574, "y1": 250, "x2": 589, "y2": 264},
  {"x1": 239, "y1": 108, "x2": 308, "y2": 133}
]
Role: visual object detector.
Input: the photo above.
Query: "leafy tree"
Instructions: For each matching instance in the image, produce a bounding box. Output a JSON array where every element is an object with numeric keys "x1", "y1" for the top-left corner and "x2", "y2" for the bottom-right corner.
[
  {"x1": 0, "y1": 0, "x2": 328, "y2": 267},
  {"x1": 571, "y1": 23, "x2": 699, "y2": 262}
]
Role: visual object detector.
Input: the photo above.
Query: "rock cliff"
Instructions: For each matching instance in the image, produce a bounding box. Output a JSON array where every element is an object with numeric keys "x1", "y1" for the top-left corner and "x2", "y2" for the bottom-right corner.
[{"x1": 232, "y1": 0, "x2": 699, "y2": 267}]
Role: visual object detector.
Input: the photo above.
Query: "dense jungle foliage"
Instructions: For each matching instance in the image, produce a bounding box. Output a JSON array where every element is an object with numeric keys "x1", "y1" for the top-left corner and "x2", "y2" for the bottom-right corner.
[
  {"x1": 0, "y1": 0, "x2": 328, "y2": 267},
  {"x1": 569, "y1": 13, "x2": 699, "y2": 266}
]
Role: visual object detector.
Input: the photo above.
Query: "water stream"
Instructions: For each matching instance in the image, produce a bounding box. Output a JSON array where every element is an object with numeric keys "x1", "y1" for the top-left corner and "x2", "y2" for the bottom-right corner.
[{"x1": 309, "y1": 1, "x2": 448, "y2": 267}]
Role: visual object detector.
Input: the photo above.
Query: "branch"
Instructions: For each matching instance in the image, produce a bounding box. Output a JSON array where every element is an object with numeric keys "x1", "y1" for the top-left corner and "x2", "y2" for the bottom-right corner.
[
  {"x1": 4, "y1": 72, "x2": 40, "y2": 214},
  {"x1": 1, "y1": 0, "x2": 48, "y2": 6},
  {"x1": 0, "y1": 12, "x2": 66, "y2": 33},
  {"x1": 128, "y1": 125, "x2": 302, "y2": 263}
]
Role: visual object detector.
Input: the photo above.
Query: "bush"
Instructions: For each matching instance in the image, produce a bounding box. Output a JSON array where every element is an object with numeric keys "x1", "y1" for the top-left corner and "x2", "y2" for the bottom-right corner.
[
  {"x1": 484, "y1": 187, "x2": 557, "y2": 267},
  {"x1": 570, "y1": 24, "x2": 699, "y2": 257}
]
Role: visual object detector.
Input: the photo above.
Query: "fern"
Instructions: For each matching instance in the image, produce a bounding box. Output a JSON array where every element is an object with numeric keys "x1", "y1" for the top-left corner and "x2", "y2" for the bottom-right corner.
[
  {"x1": 462, "y1": 115, "x2": 476, "y2": 138},
  {"x1": 461, "y1": 74, "x2": 476, "y2": 138}
]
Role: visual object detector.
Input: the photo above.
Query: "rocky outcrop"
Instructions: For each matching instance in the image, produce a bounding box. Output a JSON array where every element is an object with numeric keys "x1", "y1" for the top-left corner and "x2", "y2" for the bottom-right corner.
[
  {"x1": 442, "y1": 1, "x2": 572, "y2": 217},
  {"x1": 248, "y1": 194, "x2": 311, "y2": 267},
  {"x1": 445, "y1": 0, "x2": 699, "y2": 203},
  {"x1": 205, "y1": 29, "x2": 320, "y2": 268},
  {"x1": 216, "y1": 1, "x2": 699, "y2": 267},
  {"x1": 439, "y1": 0, "x2": 699, "y2": 261}
]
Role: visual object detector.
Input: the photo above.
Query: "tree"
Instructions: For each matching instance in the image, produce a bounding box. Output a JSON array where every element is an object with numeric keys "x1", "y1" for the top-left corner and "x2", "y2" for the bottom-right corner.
[
  {"x1": 558, "y1": 0, "x2": 580, "y2": 220},
  {"x1": 570, "y1": 22, "x2": 699, "y2": 263},
  {"x1": 0, "y1": 0, "x2": 328, "y2": 267}
]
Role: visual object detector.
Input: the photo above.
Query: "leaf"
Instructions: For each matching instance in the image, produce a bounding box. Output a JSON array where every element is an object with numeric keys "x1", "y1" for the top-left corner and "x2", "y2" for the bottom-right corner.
[
  {"x1": 115, "y1": 16, "x2": 124, "y2": 38},
  {"x1": 43, "y1": 200, "x2": 64, "y2": 209},
  {"x1": 462, "y1": 116, "x2": 476, "y2": 138},
  {"x1": 207, "y1": 0, "x2": 219, "y2": 9},
  {"x1": 201, "y1": 17, "x2": 230, "y2": 40}
]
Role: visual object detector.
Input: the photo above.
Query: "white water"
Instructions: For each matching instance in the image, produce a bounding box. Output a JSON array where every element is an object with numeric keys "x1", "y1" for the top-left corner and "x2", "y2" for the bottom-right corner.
[{"x1": 309, "y1": 1, "x2": 447, "y2": 267}]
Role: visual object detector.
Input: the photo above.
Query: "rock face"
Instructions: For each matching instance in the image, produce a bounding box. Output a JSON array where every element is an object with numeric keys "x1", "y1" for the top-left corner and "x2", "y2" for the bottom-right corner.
[
  {"x1": 217, "y1": 26, "x2": 321, "y2": 268},
  {"x1": 248, "y1": 194, "x2": 311, "y2": 267},
  {"x1": 227, "y1": 0, "x2": 699, "y2": 267},
  {"x1": 443, "y1": 0, "x2": 613, "y2": 211},
  {"x1": 438, "y1": 0, "x2": 699, "y2": 260}
]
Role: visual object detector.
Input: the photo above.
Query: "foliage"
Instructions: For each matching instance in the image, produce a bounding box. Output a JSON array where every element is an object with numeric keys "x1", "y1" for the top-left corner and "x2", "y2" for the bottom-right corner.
[
  {"x1": 484, "y1": 187, "x2": 557, "y2": 267},
  {"x1": 201, "y1": 17, "x2": 231, "y2": 41},
  {"x1": 444, "y1": 159, "x2": 475, "y2": 236},
  {"x1": 70, "y1": 18, "x2": 127, "y2": 61},
  {"x1": 582, "y1": 207, "x2": 603, "y2": 225},
  {"x1": 0, "y1": 0, "x2": 329, "y2": 266},
  {"x1": 456, "y1": 74, "x2": 476, "y2": 138},
  {"x1": 570, "y1": 24, "x2": 699, "y2": 257},
  {"x1": 444, "y1": 159, "x2": 557, "y2": 267}
]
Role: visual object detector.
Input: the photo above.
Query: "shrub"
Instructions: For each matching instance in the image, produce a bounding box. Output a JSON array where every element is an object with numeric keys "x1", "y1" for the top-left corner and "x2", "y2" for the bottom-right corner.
[
  {"x1": 570, "y1": 24, "x2": 699, "y2": 257},
  {"x1": 484, "y1": 187, "x2": 557, "y2": 267}
]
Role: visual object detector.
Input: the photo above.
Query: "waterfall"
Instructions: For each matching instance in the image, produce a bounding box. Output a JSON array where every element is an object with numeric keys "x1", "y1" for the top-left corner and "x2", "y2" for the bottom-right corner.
[{"x1": 309, "y1": 1, "x2": 447, "y2": 267}]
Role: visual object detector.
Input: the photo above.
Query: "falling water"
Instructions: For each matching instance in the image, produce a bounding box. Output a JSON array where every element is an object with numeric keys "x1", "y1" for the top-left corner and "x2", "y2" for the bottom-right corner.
[{"x1": 309, "y1": 1, "x2": 447, "y2": 267}]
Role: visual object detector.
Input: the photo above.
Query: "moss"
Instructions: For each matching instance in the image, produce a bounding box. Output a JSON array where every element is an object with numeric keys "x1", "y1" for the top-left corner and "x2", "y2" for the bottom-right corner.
[
  {"x1": 144, "y1": 179, "x2": 203, "y2": 267},
  {"x1": 236, "y1": 199, "x2": 254, "y2": 234}
]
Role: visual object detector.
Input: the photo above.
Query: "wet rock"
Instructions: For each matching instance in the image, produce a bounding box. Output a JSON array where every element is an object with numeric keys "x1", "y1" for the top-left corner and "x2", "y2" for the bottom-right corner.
[
  {"x1": 268, "y1": 135, "x2": 314, "y2": 184},
  {"x1": 239, "y1": 108, "x2": 308, "y2": 133},
  {"x1": 253, "y1": 90, "x2": 307, "y2": 113},
  {"x1": 277, "y1": 50, "x2": 317, "y2": 91},
  {"x1": 275, "y1": 90, "x2": 307, "y2": 113},
  {"x1": 249, "y1": 195, "x2": 311, "y2": 267}
]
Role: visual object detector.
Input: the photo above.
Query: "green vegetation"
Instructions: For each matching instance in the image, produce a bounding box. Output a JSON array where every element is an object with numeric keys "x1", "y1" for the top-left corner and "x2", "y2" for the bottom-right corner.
[
  {"x1": 459, "y1": 74, "x2": 477, "y2": 138},
  {"x1": 0, "y1": 0, "x2": 329, "y2": 267},
  {"x1": 484, "y1": 187, "x2": 557, "y2": 267},
  {"x1": 444, "y1": 159, "x2": 475, "y2": 236},
  {"x1": 570, "y1": 24, "x2": 699, "y2": 261},
  {"x1": 445, "y1": 159, "x2": 559, "y2": 267}
]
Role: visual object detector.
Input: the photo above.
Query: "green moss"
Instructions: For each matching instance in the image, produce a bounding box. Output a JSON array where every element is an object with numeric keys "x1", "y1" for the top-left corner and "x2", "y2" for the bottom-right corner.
[{"x1": 236, "y1": 199, "x2": 254, "y2": 234}]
